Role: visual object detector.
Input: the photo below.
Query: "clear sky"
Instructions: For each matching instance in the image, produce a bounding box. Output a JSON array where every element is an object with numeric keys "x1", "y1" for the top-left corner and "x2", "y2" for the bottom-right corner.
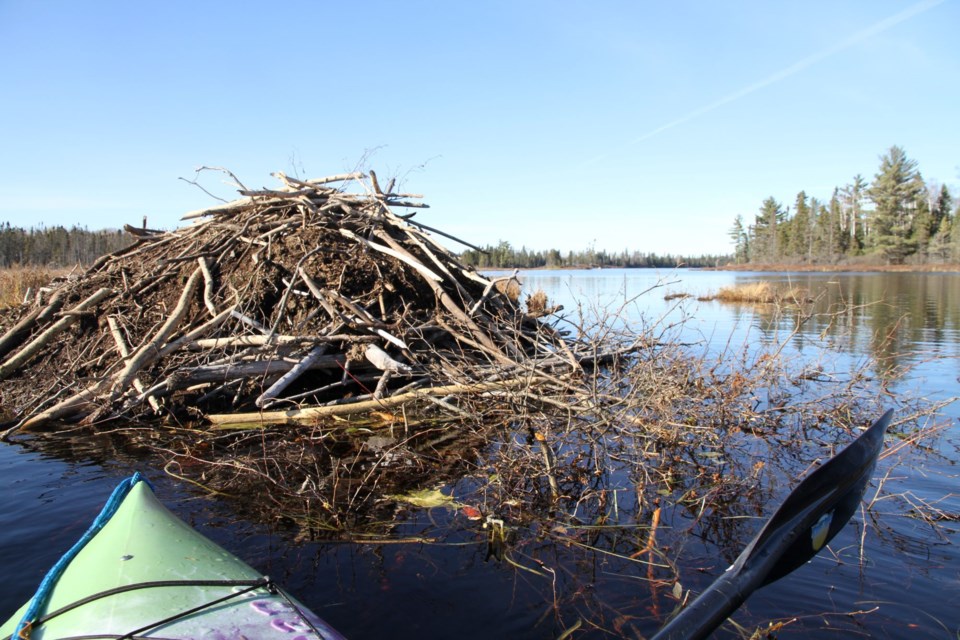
[{"x1": 1, "y1": 1, "x2": 957, "y2": 256}]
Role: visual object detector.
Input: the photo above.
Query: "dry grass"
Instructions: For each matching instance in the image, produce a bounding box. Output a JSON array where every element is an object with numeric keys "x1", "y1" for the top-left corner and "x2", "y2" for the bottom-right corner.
[
  {"x1": 0, "y1": 266, "x2": 70, "y2": 309},
  {"x1": 700, "y1": 282, "x2": 811, "y2": 304},
  {"x1": 494, "y1": 277, "x2": 522, "y2": 301},
  {"x1": 526, "y1": 289, "x2": 549, "y2": 315}
]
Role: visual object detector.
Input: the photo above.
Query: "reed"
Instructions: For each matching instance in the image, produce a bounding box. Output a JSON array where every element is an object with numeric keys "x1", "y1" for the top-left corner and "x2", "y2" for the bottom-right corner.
[
  {"x1": 0, "y1": 266, "x2": 69, "y2": 309},
  {"x1": 700, "y1": 282, "x2": 811, "y2": 304}
]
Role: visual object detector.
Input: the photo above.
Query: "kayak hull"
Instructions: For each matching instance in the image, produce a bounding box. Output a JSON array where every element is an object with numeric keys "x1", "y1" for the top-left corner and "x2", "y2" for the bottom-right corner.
[{"x1": 0, "y1": 479, "x2": 345, "y2": 640}]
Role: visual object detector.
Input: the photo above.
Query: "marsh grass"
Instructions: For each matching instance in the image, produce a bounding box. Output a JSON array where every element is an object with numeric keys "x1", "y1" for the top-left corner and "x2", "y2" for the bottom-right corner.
[
  {"x1": 525, "y1": 289, "x2": 549, "y2": 315},
  {"x1": 698, "y1": 281, "x2": 812, "y2": 304},
  {"x1": 0, "y1": 266, "x2": 70, "y2": 309}
]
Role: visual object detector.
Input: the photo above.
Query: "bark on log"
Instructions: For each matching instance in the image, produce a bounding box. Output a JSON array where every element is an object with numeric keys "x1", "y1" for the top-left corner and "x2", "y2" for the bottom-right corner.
[
  {"x1": 181, "y1": 354, "x2": 345, "y2": 385},
  {"x1": 18, "y1": 384, "x2": 106, "y2": 431},
  {"x1": 255, "y1": 345, "x2": 329, "y2": 408},
  {"x1": 108, "y1": 316, "x2": 161, "y2": 413},
  {"x1": 0, "y1": 290, "x2": 66, "y2": 360},
  {"x1": 0, "y1": 288, "x2": 113, "y2": 381},
  {"x1": 206, "y1": 377, "x2": 539, "y2": 428},
  {"x1": 110, "y1": 268, "x2": 202, "y2": 395},
  {"x1": 188, "y1": 335, "x2": 328, "y2": 350}
]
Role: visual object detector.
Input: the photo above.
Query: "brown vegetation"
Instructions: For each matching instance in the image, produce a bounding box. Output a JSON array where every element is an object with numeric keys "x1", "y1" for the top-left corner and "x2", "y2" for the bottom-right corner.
[
  {"x1": 0, "y1": 170, "x2": 611, "y2": 436},
  {"x1": 697, "y1": 281, "x2": 812, "y2": 304},
  {"x1": 0, "y1": 266, "x2": 71, "y2": 309}
]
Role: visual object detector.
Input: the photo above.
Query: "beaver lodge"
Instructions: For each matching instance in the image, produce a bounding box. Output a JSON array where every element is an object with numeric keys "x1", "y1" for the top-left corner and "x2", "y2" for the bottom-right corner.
[{"x1": 0, "y1": 170, "x2": 611, "y2": 436}]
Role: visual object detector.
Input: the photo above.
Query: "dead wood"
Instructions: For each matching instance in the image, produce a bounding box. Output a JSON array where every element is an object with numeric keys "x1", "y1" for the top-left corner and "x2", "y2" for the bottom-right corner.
[
  {"x1": 0, "y1": 288, "x2": 113, "y2": 382},
  {"x1": 0, "y1": 290, "x2": 66, "y2": 360},
  {"x1": 0, "y1": 169, "x2": 609, "y2": 437},
  {"x1": 206, "y1": 376, "x2": 541, "y2": 428}
]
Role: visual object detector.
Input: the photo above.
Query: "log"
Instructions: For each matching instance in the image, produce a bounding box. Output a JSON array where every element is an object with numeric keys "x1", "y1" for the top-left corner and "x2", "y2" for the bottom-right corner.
[
  {"x1": 367, "y1": 229, "x2": 504, "y2": 356},
  {"x1": 305, "y1": 171, "x2": 364, "y2": 186},
  {"x1": 181, "y1": 197, "x2": 254, "y2": 221},
  {"x1": 156, "y1": 304, "x2": 239, "y2": 360},
  {"x1": 180, "y1": 354, "x2": 345, "y2": 385},
  {"x1": 189, "y1": 335, "x2": 328, "y2": 350},
  {"x1": 18, "y1": 384, "x2": 107, "y2": 431},
  {"x1": 255, "y1": 345, "x2": 329, "y2": 408},
  {"x1": 206, "y1": 376, "x2": 539, "y2": 428},
  {"x1": 110, "y1": 268, "x2": 202, "y2": 396},
  {"x1": 339, "y1": 229, "x2": 443, "y2": 282},
  {"x1": 108, "y1": 316, "x2": 161, "y2": 413},
  {"x1": 0, "y1": 288, "x2": 113, "y2": 382},
  {"x1": 198, "y1": 256, "x2": 218, "y2": 316},
  {"x1": 0, "y1": 290, "x2": 66, "y2": 360}
]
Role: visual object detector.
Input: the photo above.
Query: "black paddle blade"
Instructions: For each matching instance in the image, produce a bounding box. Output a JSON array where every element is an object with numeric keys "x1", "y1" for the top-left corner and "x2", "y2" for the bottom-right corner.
[
  {"x1": 731, "y1": 408, "x2": 893, "y2": 587},
  {"x1": 652, "y1": 410, "x2": 893, "y2": 640}
]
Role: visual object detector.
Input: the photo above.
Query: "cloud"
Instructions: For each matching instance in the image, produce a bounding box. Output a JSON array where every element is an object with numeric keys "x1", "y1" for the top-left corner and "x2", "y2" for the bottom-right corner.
[{"x1": 582, "y1": 0, "x2": 946, "y2": 167}]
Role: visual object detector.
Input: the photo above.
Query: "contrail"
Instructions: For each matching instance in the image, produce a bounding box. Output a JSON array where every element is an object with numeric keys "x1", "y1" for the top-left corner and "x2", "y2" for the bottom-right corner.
[{"x1": 583, "y1": 0, "x2": 946, "y2": 166}]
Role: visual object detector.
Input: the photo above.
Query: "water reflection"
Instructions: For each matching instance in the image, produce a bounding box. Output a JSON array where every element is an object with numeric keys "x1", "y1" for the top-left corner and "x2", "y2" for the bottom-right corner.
[{"x1": 508, "y1": 269, "x2": 960, "y2": 384}]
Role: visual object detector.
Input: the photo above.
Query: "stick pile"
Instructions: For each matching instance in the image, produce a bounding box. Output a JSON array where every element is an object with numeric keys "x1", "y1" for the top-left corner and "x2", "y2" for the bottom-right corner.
[{"x1": 0, "y1": 171, "x2": 581, "y2": 436}]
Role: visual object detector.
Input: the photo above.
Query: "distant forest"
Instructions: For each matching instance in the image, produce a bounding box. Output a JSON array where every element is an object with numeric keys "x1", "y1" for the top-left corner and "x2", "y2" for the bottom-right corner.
[
  {"x1": 730, "y1": 145, "x2": 960, "y2": 266},
  {"x1": 459, "y1": 242, "x2": 727, "y2": 269},
  {"x1": 0, "y1": 224, "x2": 133, "y2": 268},
  {"x1": 4, "y1": 146, "x2": 957, "y2": 272},
  {"x1": 464, "y1": 145, "x2": 959, "y2": 270}
]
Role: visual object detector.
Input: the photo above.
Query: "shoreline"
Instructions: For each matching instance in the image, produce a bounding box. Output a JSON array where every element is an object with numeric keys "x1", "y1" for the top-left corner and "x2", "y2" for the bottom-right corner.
[
  {"x1": 706, "y1": 262, "x2": 960, "y2": 273},
  {"x1": 482, "y1": 263, "x2": 960, "y2": 274}
]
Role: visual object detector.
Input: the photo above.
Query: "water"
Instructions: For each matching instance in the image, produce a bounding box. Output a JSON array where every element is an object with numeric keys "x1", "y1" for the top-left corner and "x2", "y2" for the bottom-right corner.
[{"x1": 2, "y1": 269, "x2": 958, "y2": 638}]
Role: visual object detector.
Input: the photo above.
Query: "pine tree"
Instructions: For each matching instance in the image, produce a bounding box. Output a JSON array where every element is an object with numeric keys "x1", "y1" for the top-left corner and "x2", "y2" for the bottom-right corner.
[
  {"x1": 911, "y1": 196, "x2": 933, "y2": 260},
  {"x1": 752, "y1": 197, "x2": 785, "y2": 262},
  {"x1": 930, "y1": 183, "x2": 953, "y2": 238},
  {"x1": 814, "y1": 198, "x2": 842, "y2": 262},
  {"x1": 729, "y1": 215, "x2": 749, "y2": 263},
  {"x1": 930, "y1": 217, "x2": 953, "y2": 262},
  {"x1": 867, "y1": 146, "x2": 924, "y2": 264},
  {"x1": 839, "y1": 175, "x2": 868, "y2": 254},
  {"x1": 789, "y1": 192, "x2": 811, "y2": 260}
]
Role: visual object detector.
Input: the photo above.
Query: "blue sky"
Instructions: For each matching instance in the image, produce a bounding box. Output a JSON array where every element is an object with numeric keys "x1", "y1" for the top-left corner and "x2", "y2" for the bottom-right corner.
[{"x1": 1, "y1": 1, "x2": 957, "y2": 256}]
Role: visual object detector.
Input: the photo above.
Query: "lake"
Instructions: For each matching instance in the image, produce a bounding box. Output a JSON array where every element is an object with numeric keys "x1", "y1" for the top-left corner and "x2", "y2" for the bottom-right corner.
[{"x1": 1, "y1": 268, "x2": 958, "y2": 638}]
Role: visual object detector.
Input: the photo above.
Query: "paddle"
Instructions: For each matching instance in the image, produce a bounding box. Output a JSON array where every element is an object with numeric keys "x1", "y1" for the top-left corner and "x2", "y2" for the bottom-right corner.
[{"x1": 652, "y1": 409, "x2": 893, "y2": 640}]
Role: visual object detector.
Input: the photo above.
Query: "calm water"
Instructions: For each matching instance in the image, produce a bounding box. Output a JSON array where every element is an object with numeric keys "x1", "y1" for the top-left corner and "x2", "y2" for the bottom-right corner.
[{"x1": 2, "y1": 269, "x2": 958, "y2": 638}]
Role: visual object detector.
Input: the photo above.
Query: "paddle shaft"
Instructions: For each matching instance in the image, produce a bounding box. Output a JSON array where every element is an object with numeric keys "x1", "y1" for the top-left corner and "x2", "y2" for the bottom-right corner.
[{"x1": 652, "y1": 571, "x2": 749, "y2": 640}]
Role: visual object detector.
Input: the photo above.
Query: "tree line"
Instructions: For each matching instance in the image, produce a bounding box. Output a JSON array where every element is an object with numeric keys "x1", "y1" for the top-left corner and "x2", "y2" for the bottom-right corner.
[
  {"x1": 0, "y1": 223, "x2": 133, "y2": 268},
  {"x1": 730, "y1": 146, "x2": 959, "y2": 265},
  {"x1": 459, "y1": 241, "x2": 727, "y2": 269}
]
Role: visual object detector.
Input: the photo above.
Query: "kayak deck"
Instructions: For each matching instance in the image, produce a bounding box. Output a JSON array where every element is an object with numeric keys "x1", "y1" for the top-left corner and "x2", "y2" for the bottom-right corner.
[{"x1": 1, "y1": 477, "x2": 345, "y2": 640}]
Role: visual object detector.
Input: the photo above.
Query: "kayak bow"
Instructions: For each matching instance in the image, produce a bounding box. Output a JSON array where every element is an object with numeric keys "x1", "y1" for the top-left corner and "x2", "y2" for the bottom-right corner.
[{"x1": 0, "y1": 474, "x2": 346, "y2": 640}]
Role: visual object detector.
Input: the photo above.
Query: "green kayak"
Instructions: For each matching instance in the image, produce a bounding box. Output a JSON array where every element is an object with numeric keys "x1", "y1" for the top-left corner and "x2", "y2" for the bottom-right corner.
[{"x1": 0, "y1": 473, "x2": 345, "y2": 640}]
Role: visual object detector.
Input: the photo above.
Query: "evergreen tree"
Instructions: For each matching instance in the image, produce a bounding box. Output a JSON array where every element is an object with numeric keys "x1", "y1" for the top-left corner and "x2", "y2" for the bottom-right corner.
[
  {"x1": 752, "y1": 197, "x2": 785, "y2": 262},
  {"x1": 952, "y1": 199, "x2": 960, "y2": 263},
  {"x1": 930, "y1": 183, "x2": 953, "y2": 238},
  {"x1": 911, "y1": 196, "x2": 933, "y2": 260},
  {"x1": 789, "y1": 191, "x2": 811, "y2": 260},
  {"x1": 728, "y1": 215, "x2": 749, "y2": 263},
  {"x1": 930, "y1": 217, "x2": 953, "y2": 262},
  {"x1": 814, "y1": 198, "x2": 842, "y2": 262},
  {"x1": 866, "y1": 146, "x2": 924, "y2": 264},
  {"x1": 839, "y1": 175, "x2": 868, "y2": 254}
]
